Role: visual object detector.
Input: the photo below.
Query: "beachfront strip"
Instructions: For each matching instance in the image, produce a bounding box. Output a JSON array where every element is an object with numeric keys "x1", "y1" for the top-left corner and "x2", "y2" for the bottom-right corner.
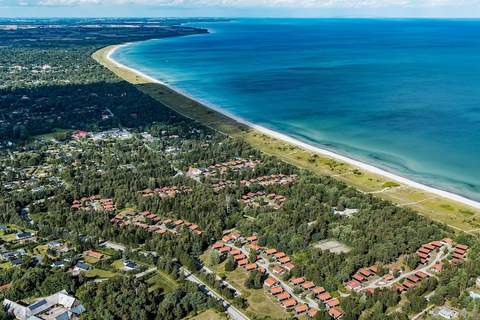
[{"x1": 212, "y1": 231, "x2": 344, "y2": 319}]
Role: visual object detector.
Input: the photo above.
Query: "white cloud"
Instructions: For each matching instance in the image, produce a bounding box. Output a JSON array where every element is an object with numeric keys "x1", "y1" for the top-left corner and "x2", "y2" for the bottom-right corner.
[{"x1": 2, "y1": 0, "x2": 480, "y2": 7}]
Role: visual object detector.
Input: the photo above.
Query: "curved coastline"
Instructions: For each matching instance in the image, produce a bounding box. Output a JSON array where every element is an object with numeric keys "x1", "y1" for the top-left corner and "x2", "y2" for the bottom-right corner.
[{"x1": 103, "y1": 43, "x2": 480, "y2": 212}]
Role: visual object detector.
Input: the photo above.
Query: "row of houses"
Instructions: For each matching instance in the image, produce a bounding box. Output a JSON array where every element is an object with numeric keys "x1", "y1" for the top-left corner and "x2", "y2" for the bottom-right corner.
[
  {"x1": 71, "y1": 196, "x2": 116, "y2": 212},
  {"x1": 211, "y1": 180, "x2": 236, "y2": 193},
  {"x1": 452, "y1": 244, "x2": 469, "y2": 263},
  {"x1": 394, "y1": 271, "x2": 430, "y2": 293},
  {"x1": 212, "y1": 242, "x2": 265, "y2": 273},
  {"x1": 240, "y1": 191, "x2": 287, "y2": 210},
  {"x1": 416, "y1": 239, "x2": 448, "y2": 264},
  {"x1": 211, "y1": 231, "x2": 343, "y2": 319},
  {"x1": 187, "y1": 158, "x2": 261, "y2": 179},
  {"x1": 265, "y1": 276, "x2": 344, "y2": 319},
  {"x1": 239, "y1": 174, "x2": 298, "y2": 187},
  {"x1": 111, "y1": 210, "x2": 203, "y2": 235},
  {"x1": 140, "y1": 186, "x2": 192, "y2": 198},
  {"x1": 345, "y1": 265, "x2": 379, "y2": 291}
]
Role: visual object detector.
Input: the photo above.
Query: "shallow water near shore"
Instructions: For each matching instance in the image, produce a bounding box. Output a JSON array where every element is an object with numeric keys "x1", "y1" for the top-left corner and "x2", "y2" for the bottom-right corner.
[{"x1": 112, "y1": 19, "x2": 480, "y2": 201}]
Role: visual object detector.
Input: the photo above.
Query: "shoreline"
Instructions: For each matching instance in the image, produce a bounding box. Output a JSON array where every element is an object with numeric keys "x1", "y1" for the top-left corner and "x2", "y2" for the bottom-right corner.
[{"x1": 105, "y1": 43, "x2": 480, "y2": 211}]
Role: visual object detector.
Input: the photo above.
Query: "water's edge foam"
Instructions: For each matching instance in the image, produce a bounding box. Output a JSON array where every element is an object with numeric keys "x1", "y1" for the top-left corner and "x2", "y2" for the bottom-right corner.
[{"x1": 106, "y1": 43, "x2": 480, "y2": 210}]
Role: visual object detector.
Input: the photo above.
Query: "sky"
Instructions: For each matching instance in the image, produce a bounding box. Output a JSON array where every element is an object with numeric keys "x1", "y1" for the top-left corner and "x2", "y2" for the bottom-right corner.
[{"x1": 1, "y1": 0, "x2": 480, "y2": 18}]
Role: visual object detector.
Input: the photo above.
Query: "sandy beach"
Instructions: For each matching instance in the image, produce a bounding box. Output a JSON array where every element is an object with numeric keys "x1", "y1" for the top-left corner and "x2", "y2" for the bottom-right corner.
[{"x1": 105, "y1": 44, "x2": 480, "y2": 210}]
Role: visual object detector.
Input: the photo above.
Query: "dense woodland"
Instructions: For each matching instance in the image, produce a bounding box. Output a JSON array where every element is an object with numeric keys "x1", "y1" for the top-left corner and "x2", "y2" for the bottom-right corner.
[{"x1": 0, "y1": 19, "x2": 479, "y2": 320}]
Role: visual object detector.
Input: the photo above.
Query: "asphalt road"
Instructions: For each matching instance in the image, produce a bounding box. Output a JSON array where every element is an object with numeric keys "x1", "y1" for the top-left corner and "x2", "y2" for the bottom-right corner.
[{"x1": 181, "y1": 268, "x2": 250, "y2": 320}]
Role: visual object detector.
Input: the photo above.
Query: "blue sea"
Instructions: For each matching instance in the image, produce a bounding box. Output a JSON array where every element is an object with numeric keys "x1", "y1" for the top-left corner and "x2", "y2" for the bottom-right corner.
[{"x1": 113, "y1": 19, "x2": 480, "y2": 202}]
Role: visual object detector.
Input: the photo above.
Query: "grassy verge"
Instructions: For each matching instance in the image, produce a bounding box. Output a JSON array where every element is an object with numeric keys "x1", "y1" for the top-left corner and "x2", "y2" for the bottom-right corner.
[
  {"x1": 146, "y1": 271, "x2": 179, "y2": 293},
  {"x1": 0, "y1": 262, "x2": 13, "y2": 270},
  {"x1": 187, "y1": 309, "x2": 227, "y2": 320},
  {"x1": 93, "y1": 45, "x2": 480, "y2": 233},
  {"x1": 84, "y1": 269, "x2": 117, "y2": 279}
]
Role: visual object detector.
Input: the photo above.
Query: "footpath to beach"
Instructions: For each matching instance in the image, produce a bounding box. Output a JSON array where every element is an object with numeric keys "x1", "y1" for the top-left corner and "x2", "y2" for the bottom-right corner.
[{"x1": 92, "y1": 44, "x2": 480, "y2": 235}]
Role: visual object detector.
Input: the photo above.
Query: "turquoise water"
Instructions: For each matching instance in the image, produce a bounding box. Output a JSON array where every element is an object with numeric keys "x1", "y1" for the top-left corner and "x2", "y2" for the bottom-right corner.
[{"x1": 113, "y1": 19, "x2": 480, "y2": 201}]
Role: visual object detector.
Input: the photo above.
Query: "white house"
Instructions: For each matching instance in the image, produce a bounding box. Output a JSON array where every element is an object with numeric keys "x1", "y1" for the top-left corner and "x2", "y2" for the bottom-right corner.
[{"x1": 3, "y1": 290, "x2": 85, "y2": 320}]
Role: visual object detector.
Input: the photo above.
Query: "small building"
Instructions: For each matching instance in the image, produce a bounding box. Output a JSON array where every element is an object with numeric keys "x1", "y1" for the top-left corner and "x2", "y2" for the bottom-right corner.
[
  {"x1": 281, "y1": 298, "x2": 297, "y2": 309},
  {"x1": 284, "y1": 262, "x2": 295, "y2": 272},
  {"x1": 276, "y1": 292, "x2": 291, "y2": 301},
  {"x1": 437, "y1": 306, "x2": 459, "y2": 319},
  {"x1": 244, "y1": 263, "x2": 257, "y2": 271},
  {"x1": 264, "y1": 277, "x2": 277, "y2": 288},
  {"x1": 476, "y1": 276, "x2": 480, "y2": 288},
  {"x1": 312, "y1": 287, "x2": 326, "y2": 295},
  {"x1": 271, "y1": 286, "x2": 284, "y2": 295},
  {"x1": 74, "y1": 262, "x2": 92, "y2": 272},
  {"x1": 346, "y1": 280, "x2": 361, "y2": 291},
  {"x1": 329, "y1": 307, "x2": 344, "y2": 320},
  {"x1": 15, "y1": 232, "x2": 33, "y2": 240},
  {"x1": 326, "y1": 298, "x2": 340, "y2": 309},
  {"x1": 3, "y1": 290, "x2": 85, "y2": 320},
  {"x1": 273, "y1": 266, "x2": 285, "y2": 275},
  {"x1": 295, "y1": 304, "x2": 308, "y2": 314},
  {"x1": 123, "y1": 260, "x2": 139, "y2": 271},
  {"x1": 307, "y1": 308, "x2": 318, "y2": 319},
  {"x1": 302, "y1": 281, "x2": 315, "y2": 290},
  {"x1": 318, "y1": 292, "x2": 332, "y2": 302},
  {"x1": 290, "y1": 277, "x2": 305, "y2": 285}
]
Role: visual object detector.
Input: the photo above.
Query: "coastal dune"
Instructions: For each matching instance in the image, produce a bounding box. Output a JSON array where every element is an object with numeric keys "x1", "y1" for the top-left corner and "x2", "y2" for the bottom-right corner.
[{"x1": 93, "y1": 44, "x2": 480, "y2": 234}]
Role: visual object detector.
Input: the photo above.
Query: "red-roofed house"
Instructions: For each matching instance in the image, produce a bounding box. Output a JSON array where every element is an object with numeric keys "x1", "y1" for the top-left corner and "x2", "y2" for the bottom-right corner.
[
  {"x1": 278, "y1": 256, "x2": 291, "y2": 264},
  {"x1": 72, "y1": 130, "x2": 89, "y2": 139},
  {"x1": 326, "y1": 298, "x2": 340, "y2": 309},
  {"x1": 265, "y1": 248, "x2": 277, "y2": 255},
  {"x1": 244, "y1": 263, "x2": 257, "y2": 271},
  {"x1": 318, "y1": 292, "x2": 332, "y2": 302},
  {"x1": 284, "y1": 262, "x2": 295, "y2": 272},
  {"x1": 295, "y1": 304, "x2": 308, "y2": 314},
  {"x1": 329, "y1": 307, "x2": 344, "y2": 319},
  {"x1": 271, "y1": 286, "x2": 284, "y2": 295},
  {"x1": 359, "y1": 268, "x2": 371, "y2": 277},
  {"x1": 274, "y1": 252, "x2": 287, "y2": 259},
  {"x1": 415, "y1": 271, "x2": 429, "y2": 279},
  {"x1": 307, "y1": 308, "x2": 318, "y2": 319},
  {"x1": 273, "y1": 266, "x2": 285, "y2": 274},
  {"x1": 290, "y1": 277, "x2": 305, "y2": 285},
  {"x1": 264, "y1": 277, "x2": 277, "y2": 288},
  {"x1": 302, "y1": 281, "x2": 315, "y2": 290},
  {"x1": 346, "y1": 280, "x2": 361, "y2": 291},
  {"x1": 312, "y1": 287, "x2": 326, "y2": 295},
  {"x1": 281, "y1": 298, "x2": 297, "y2": 309},
  {"x1": 238, "y1": 259, "x2": 248, "y2": 266},
  {"x1": 352, "y1": 274, "x2": 365, "y2": 282},
  {"x1": 276, "y1": 292, "x2": 291, "y2": 301}
]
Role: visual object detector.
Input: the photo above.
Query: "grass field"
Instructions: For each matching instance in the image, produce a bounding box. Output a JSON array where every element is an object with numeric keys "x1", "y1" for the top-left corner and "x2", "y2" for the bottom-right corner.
[
  {"x1": 187, "y1": 309, "x2": 227, "y2": 320},
  {"x1": 146, "y1": 271, "x2": 179, "y2": 293},
  {"x1": 0, "y1": 234, "x2": 17, "y2": 242},
  {"x1": 32, "y1": 244, "x2": 48, "y2": 256},
  {"x1": 84, "y1": 255, "x2": 101, "y2": 265},
  {"x1": 93, "y1": 46, "x2": 480, "y2": 234},
  {"x1": 85, "y1": 269, "x2": 117, "y2": 279},
  {"x1": 0, "y1": 262, "x2": 13, "y2": 270},
  {"x1": 111, "y1": 259, "x2": 125, "y2": 270}
]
